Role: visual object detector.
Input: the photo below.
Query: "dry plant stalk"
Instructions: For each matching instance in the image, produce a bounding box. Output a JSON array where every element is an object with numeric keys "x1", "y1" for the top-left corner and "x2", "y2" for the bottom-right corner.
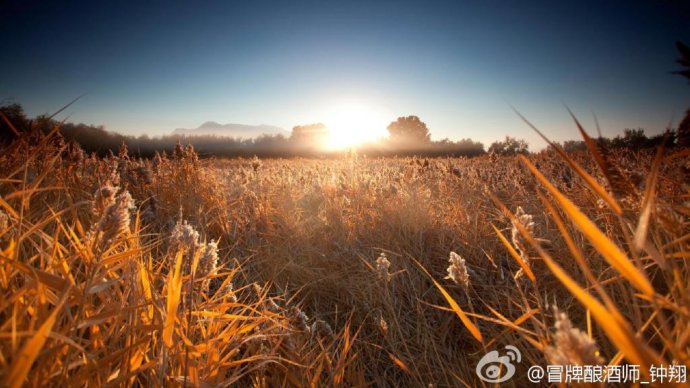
[{"x1": 0, "y1": 115, "x2": 687, "y2": 386}]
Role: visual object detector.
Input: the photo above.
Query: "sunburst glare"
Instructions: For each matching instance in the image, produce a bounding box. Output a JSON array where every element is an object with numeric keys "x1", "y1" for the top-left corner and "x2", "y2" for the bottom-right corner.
[{"x1": 322, "y1": 100, "x2": 389, "y2": 150}]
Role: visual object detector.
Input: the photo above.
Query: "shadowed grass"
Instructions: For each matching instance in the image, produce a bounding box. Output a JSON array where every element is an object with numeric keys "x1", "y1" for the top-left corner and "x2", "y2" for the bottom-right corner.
[{"x1": 1, "y1": 117, "x2": 688, "y2": 386}]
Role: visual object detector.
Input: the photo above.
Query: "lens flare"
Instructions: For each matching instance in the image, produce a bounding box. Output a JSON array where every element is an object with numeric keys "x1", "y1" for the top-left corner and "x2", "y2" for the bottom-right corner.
[{"x1": 322, "y1": 100, "x2": 388, "y2": 150}]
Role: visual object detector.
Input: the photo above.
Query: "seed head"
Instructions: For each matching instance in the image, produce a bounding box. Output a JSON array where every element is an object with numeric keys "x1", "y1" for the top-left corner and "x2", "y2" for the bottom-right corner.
[
  {"x1": 197, "y1": 240, "x2": 219, "y2": 278},
  {"x1": 91, "y1": 190, "x2": 135, "y2": 249},
  {"x1": 290, "y1": 307, "x2": 310, "y2": 333},
  {"x1": 173, "y1": 140, "x2": 185, "y2": 159},
  {"x1": 221, "y1": 281, "x2": 238, "y2": 302},
  {"x1": 375, "y1": 252, "x2": 392, "y2": 282},
  {"x1": 118, "y1": 142, "x2": 130, "y2": 161},
  {"x1": 544, "y1": 310, "x2": 604, "y2": 366},
  {"x1": 91, "y1": 185, "x2": 118, "y2": 218},
  {"x1": 311, "y1": 319, "x2": 334, "y2": 341},
  {"x1": 379, "y1": 316, "x2": 389, "y2": 336},
  {"x1": 170, "y1": 219, "x2": 200, "y2": 251},
  {"x1": 511, "y1": 206, "x2": 535, "y2": 264},
  {"x1": 445, "y1": 251, "x2": 470, "y2": 290},
  {"x1": 152, "y1": 152, "x2": 164, "y2": 172}
]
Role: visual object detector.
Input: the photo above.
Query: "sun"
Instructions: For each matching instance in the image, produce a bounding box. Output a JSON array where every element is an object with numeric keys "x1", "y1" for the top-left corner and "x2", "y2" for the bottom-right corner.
[{"x1": 322, "y1": 100, "x2": 388, "y2": 150}]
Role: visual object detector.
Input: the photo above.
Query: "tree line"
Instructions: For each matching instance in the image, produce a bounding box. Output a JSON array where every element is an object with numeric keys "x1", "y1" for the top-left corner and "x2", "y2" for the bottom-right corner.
[
  {"x1": 0, "y1": 106, "x2": 485, "y2": 157},
  {"x1": 1, "y1": 102, "x2": 687, "y2": 158}
]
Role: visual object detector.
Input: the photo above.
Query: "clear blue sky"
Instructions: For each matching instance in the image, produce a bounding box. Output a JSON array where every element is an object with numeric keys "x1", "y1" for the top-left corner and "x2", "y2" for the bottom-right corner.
[{"x1": 1, "y1": 0, "x2": 689, "y2": 148}]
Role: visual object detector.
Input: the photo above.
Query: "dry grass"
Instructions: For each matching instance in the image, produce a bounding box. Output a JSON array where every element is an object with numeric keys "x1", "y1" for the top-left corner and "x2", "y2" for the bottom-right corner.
[{"x1": 1, "y1": 122, "x2": 689, "y2": 386}]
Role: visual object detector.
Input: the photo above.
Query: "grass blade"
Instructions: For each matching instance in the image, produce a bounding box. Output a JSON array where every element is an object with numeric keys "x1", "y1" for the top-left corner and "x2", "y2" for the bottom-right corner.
[
  {"x1": 537, "y1": 247, "x2": 660, "y2": 372},
  {"x1": 520, "y1": 155, "x2": 654, "y2": 297},
  {"x1": 511, "y1": 106, "x2": 622, "y2": 214},
  {"x1": 491, "y1": 223, "x2": 536, "y2": 283},
  {"x1": 410, "y1": 256, "x2": 483, "y2": 344},
  {"x1": 566, "y1": 108, "x2": 633, "y2": 200},
  {"x1": 163, "y1": 250, "x2": 183, "y2": 348},
  {"x1": 633, "y1": 141, "x2": 667, "y2": 269},
  {"x1": 7, "y1": 287, "x2": 70, "y2": 388}
]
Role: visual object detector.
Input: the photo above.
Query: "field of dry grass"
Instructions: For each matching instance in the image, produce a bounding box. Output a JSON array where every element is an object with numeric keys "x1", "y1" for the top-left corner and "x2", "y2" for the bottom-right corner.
[{"x1": 1, "y1": 124, "x2": 689, "y2": 386}]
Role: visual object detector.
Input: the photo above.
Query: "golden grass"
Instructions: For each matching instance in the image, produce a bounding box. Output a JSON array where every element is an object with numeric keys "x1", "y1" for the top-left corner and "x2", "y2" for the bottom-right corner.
[{"x1": 1, "y1": 122, "x2": 689, "y2": 386}]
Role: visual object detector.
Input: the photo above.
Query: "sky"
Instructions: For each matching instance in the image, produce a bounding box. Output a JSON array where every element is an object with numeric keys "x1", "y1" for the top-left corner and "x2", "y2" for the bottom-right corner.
[{"x1": 1, "y1": 0, "x2": 690, "y2": 148}]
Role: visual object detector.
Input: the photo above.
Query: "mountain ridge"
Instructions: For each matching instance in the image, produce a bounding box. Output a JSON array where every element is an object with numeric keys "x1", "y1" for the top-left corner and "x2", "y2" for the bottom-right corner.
[{"x1": 173, "y1": 122, "x2": 288, "y2": 139}]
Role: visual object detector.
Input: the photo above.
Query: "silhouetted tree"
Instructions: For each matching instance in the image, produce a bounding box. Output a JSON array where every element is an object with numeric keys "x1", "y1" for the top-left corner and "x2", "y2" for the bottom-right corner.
[
  {"x1": 289, "y1": 123, "x2": 329, "y2": 147},
  {"x1": 488, "y1": 136, "x2": 529, "y2": 155},
  {"x1": 617, "y1": 128, "x2": 647, "y2": 149},
  {"x1": 562, "y1": 140, "x2": 586, "y2": 152},
  {"x1": 673, "y1": 41, "x2": 690, "y2": 80},
  {"x1": 602, "y1": 128, "x2": 675, "y2": 149},
  {"x1": 0, "y1": 102, "x2": 30, "y2": 142},
  {"x1": 647, "y1": 130, "x2": 676, "y2": 148},
  {"x1": 673, "y1": 41, "x2": 690, "y2": 147},
  {"x1": 387, "y1": 116, "x2": 431, "y2": 144}
]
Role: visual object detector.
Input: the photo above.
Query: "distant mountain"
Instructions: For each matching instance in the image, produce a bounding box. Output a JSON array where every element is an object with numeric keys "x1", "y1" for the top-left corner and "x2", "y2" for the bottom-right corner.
[{"x1": 173, "y1": 121, "x2": 288, "y2": 139}]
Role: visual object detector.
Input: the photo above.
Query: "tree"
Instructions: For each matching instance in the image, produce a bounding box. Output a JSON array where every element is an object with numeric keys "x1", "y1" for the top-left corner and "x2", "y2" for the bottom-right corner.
[
  {"x1": 289, "y1": 123, "x2": 329, "y2": 147},
  {"x1": 488, "y1": 136, "x2": 529, "y2": 156},
  {"x1": 387, "y1": 116, "x2": 431, "y2": 144},
  {"x1": 0, "y1": 102, "x2": 30, "y2": 142},
  {"x1": 562, "y1": 140, "x2": 586, "y2": 152},
  {"x1": 673, "y1": 41, "x2": 690, "y2": 147},
  {"x1": 609, "y1": 128, "x2": 646, "y2": 149}
]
